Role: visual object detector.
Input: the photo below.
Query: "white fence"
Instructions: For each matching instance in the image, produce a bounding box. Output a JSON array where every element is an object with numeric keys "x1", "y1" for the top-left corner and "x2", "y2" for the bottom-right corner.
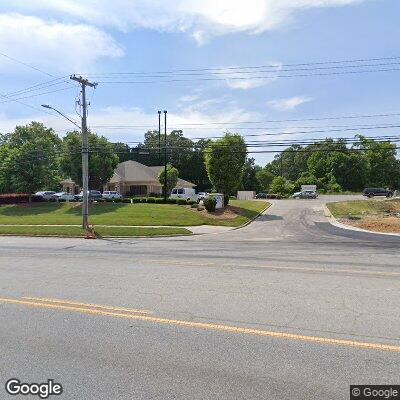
[{"x1": 237, "y1": 191, "x2": 255, "y2": 200}]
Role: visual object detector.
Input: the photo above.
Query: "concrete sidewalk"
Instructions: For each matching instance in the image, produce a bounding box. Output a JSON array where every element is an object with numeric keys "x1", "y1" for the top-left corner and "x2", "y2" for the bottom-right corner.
[{"x1": 0, "y1": 223, "x2": 234, "y2": 235}]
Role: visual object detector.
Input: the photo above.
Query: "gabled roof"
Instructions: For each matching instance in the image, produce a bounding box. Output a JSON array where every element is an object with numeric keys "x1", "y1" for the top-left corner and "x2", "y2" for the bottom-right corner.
[{"x1": 109, "y1": 161, "x2": 196, "y2": 187}]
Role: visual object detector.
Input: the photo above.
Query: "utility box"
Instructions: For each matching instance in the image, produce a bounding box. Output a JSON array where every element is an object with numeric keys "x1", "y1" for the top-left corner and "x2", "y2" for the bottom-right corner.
[
  {"x1": 214, "y1": 193, "x2": 224, "y2": 209},
  {"x1": 301, "y1": 185, "x2": 317, "y2": 192},
  {"x1": 237, "y1": 191, "x2": 255, "y2": 200}
]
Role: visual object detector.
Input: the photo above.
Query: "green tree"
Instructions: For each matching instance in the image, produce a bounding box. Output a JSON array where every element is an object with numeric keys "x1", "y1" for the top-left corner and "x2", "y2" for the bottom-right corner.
[
  {"x1": 138, "y1": 130, "x2": 211, "y2": 190},
  {"x1": 241, "y1": 157, "x2": 262, "y2": 191},
  {"x1": 204, "y1": 133, "x2": 247, "y2": 205},
  {"x1": 0, "y1": 122, "x2": 62, "y2": 193},
  {"x1": 353, "y1": 135, "x2": 400, "y2": 188},
  {"x1": 256, "y1": 168, "x2": 275, "y2": 192},
  {"x1": 60, "y1": 131, "x2": 119, "y2": 189},
  {"x1": 269, "y1": 176, "x2": 294, "y2": 197},
  {"x1": 158, "y1": 163, "x2": 179, "y2": 196}
]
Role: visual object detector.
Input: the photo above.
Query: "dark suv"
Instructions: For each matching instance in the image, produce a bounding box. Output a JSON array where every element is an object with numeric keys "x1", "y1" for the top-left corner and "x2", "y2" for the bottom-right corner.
[
  {"x1": 363, "y1": 188, "x2": 393, "y2": 198},
  {"x1": 74, "y1": 190, "x2": 103, "y2": 201}
]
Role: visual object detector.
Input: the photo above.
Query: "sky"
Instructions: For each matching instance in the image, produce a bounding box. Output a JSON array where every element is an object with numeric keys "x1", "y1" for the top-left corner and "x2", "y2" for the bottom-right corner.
[{"x1": 0, "y1": 0, "x2": 399, "y2": 165}]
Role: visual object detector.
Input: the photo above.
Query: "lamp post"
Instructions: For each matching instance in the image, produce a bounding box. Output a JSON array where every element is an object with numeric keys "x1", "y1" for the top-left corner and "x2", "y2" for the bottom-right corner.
[
  {"x1": 158, "y1": 111, "x2": 161, "y2": 164},
  {"x1": 41, "y1": 104, "x2": 80, "y2": 129},
  {"x1": 163, "y1": 110, "x2": 167, "y2": 203}
]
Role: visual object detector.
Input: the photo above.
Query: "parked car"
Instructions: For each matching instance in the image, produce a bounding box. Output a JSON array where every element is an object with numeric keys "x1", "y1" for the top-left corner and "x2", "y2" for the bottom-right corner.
[
  {"x1": 74, "y1": 190, "x2": 103, "y2": 201},
  {"x1": 170, "y1": 187, "x2": 198, "y2": 202},
  {"x1": 256, "y1": 193, "x2": 267, "y2": 199},
  {"x1": 34, "y1": 191, "x2": 56, "y2": 200},
  {"x1": 197, "y1": 192, "x2": 209, "y2": 200},
  {"x1": 102, "y1": 191, "x2": 122, "y2": 200},
  {"x1": 363, "y1": 187, "x2": 393, "y2": 198},
  {"x1": 292, "y1": 190, "x2": 318, "y2": 199},
  {"x1": 51, "y1": 192, "x2": 75, "y2": 201}
]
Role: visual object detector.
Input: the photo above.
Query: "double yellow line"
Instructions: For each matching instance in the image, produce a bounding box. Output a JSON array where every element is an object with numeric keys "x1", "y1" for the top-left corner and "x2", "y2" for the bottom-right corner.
[{"x1": 1, "y1": 296, "x2": 399, "y2": 353}]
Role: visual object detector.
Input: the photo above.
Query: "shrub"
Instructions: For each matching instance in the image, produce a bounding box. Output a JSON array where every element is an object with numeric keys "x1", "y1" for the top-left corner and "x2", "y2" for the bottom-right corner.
[
  {"x1": 269, "y1": 177, "x2": 294, "y2": 198},
  {"x1": 167, "y1": 198, "x2": 177, "y2": 204},
  {"x1": 203, "y1": 197, "x2": 216, "y2": 212},
  {"x1": 113, "y1": 197, "x2": 123, "y2": 203},
  {"x1": 122, "y1": 198, "x2": 131, "y2": 203},
  {"x1": 0, "y1": 193, "x2": 43, "y2": 204},
  {"x1": 146, "y1": 197, "x2": 156, "y2": 203},
  {"x1": 187, "y1": 200, "x2": 197, "y2": 206},
  {"x1": 130, "y1": 197, "x2": 141, "y2": 203},
  {"x1": 140, "y1": 197, "x2": 147, "y2": 203},
  {"x1": 155, "y1": 198, "x2": 165, "y2": 204},
  {"x1": 176, "y1": 198, "x2": 187, "y2": 205},
  {"x1": 191, "y1": 203, "x2": 198, "y2": 208}
]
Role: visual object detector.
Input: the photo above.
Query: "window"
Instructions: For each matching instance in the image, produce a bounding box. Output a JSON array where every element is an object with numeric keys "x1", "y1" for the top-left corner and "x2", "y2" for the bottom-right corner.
[{"x1": 178, "y1": 189, "x2": 184, "y2": 194}]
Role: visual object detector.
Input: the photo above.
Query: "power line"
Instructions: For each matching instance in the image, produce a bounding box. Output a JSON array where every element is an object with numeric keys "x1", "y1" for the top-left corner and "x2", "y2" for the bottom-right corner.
[
  {"x1": 85, "y1": 62, "x2": 400, "y2": 79},
  {"x1": 90, "y1": 112, "x2": 400, "y2": 128},
  {"x1": 96, "y1": 68, "x2": 400, "y2": 84},
  {"x1": 79, "y1": 56, "x2": 400, "y2": 76},
  {"x1": 0, "y1": 86, "x2": 75, "y2": 105}
]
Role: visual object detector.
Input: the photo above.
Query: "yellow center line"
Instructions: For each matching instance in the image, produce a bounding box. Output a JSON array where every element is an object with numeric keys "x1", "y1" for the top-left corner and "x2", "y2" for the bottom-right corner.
[
  {"x1": 21, "y1": 296, "x2": 151, "y2": 314},
  {"x1": 1, "y1": 297, "x2": 400, "y2": 353}
]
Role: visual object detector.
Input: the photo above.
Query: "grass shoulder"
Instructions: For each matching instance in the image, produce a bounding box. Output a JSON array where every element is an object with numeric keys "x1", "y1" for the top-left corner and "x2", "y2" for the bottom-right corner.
[
  {"x1": 0, "y1": 199, "x2": 269, "y2": 228},
  {"x1": 326, "y1": 198, "x2": 400, "y2": 233},
  {"x1": 0, "y1": 225, "x2": 191, "y2": 237}
]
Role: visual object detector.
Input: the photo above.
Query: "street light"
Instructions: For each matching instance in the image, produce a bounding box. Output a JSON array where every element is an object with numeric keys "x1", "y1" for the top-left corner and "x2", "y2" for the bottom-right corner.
[
  {"x1": 41, "y1": 104, "x2": 86, "y2": 227},
  {"x1": 41, "y1": 104, "x2": 81, "y2": 130}
]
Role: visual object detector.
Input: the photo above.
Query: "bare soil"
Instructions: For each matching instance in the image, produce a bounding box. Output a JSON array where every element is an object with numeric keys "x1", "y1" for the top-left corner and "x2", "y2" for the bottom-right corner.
[
  {"x1": 185, "y1": 204, "x2": 244, "y2": 220},
  {"x1": 339, "y1": 216, "x2": 400, "y2": 233}
]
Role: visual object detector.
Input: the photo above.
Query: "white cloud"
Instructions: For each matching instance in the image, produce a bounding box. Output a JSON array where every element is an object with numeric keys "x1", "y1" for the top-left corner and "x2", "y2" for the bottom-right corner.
[
  {"x1": 267, "y1": 96, "x2": 312, "y2": 111},
  {"x1": 0, "y1": 13, "x2": 124, "y2": 73},
  {"x1": 8, "y1": 0, "x2": 370, "y2": 44}
]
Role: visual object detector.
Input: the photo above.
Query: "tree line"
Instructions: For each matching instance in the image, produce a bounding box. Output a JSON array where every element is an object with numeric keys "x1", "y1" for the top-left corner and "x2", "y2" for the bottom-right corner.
[{"x1": 0, "y1": 122, "x2": 399, "y2": 198}]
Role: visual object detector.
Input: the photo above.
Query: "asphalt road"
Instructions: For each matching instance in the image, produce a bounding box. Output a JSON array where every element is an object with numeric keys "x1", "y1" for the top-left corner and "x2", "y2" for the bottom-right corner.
[{"x1": 0, "y1": 195, "x2": 399, "y2": 399}]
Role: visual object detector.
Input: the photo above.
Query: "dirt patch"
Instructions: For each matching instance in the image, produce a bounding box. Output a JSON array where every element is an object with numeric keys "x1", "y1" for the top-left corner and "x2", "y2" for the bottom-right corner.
[
  {"x1": 339, "y1": 216, "x2": 400, "y2": 233},
  {"x1": 185, "y1": 204, "x2": 243, "y2": 220}
]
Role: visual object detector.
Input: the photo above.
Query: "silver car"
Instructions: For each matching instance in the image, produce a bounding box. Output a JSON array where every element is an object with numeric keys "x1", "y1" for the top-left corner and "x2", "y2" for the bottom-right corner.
[
  {"x1": 34, "y1": 191, "x2": 56, "y2": 200},
  {"x1": 292, "y1": 190, "x2": 318, "y2": 199}
]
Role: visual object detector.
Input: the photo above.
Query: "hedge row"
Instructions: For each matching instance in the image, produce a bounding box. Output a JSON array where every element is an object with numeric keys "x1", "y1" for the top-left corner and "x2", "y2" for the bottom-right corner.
[
  {"x1": 0, "y1": 193, "x2": 45, "y2": 204},
  {"x1": 101, "y1": 197, "x2": 198, "y2": 205},
  {"x1": 0, "y1": 194, "x2": 199, "y2": 206}
]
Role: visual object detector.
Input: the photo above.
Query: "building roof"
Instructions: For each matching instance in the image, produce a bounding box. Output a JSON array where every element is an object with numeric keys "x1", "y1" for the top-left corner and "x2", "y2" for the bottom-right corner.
[{"x1": 109, "y1": 161, "x2": 196, "y2": 187}]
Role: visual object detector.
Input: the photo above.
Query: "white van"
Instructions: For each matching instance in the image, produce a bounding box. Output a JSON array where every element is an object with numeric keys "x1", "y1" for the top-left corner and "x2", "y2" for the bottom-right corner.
[{"x1": 170, "y1": 188, "x2": 198, "y2": 202}]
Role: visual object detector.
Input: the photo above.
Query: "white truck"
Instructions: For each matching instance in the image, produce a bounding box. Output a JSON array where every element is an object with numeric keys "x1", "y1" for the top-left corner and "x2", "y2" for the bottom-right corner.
[
  {"x1": 170, "y1": 188, "x2": 198, "y2": 202},
  {"x1": 301, "y1": 185, "x2": 317, "y2": 192}
]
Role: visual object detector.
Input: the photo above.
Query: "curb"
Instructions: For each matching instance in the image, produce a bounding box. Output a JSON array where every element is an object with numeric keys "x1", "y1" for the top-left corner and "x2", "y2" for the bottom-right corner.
[
  {"x1": 323, "y1": 204, "x2": 400, "y2": 237},
  {"x1": 231, "y1": 202, "x2": 272, "y2": 231}
]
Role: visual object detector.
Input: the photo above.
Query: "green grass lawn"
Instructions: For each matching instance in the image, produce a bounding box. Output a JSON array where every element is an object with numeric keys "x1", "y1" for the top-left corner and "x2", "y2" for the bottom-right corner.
[
  {"x1": 327, "y1": 198, "x2": 400, "y2": 218},
  {"x1": 0, "y1": 225, "x2": 191, "y2": 237},
  {"x1": 0, "y1": 199, "x2": 269, "y2": 228}
]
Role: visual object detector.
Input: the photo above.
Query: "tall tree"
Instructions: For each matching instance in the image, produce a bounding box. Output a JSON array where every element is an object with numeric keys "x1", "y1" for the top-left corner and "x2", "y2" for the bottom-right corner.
[
  {"x1": 0, "y1": 122, "x2": 62, "y2": 193},
  {"x1": 158, "y1": 164, "x2": 179, "y2": 196},
  {"x1": 241, "y1": 157, "x2": 262, "y2": 191},
  {"x1": 60, "y1": 131, "x2": 119, "y2": 189},
  {"x1": 256, "y1": 168, "x2": 275, "y2": 192},
  {"x1": 204, "y1": 133, "x2": 247, "y2": 205},
  {"x1": 353, "y1": 135, "x2": 400, "y2": 188}
]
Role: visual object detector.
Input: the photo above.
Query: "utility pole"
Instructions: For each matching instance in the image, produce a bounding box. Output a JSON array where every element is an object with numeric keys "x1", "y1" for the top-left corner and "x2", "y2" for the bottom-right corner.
[
  {"x1": 70, "y1": 75, "x2": 97, "y2": 229},
  {"x1": 280, "y1": 153, "x2": 283, "y2": 177},
  {"x1": 158, "y1": 110, "x2": 161, "y2": 164},
  {"x1": 163, "y1": 110, "x2": 168, "y2": 203}
]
